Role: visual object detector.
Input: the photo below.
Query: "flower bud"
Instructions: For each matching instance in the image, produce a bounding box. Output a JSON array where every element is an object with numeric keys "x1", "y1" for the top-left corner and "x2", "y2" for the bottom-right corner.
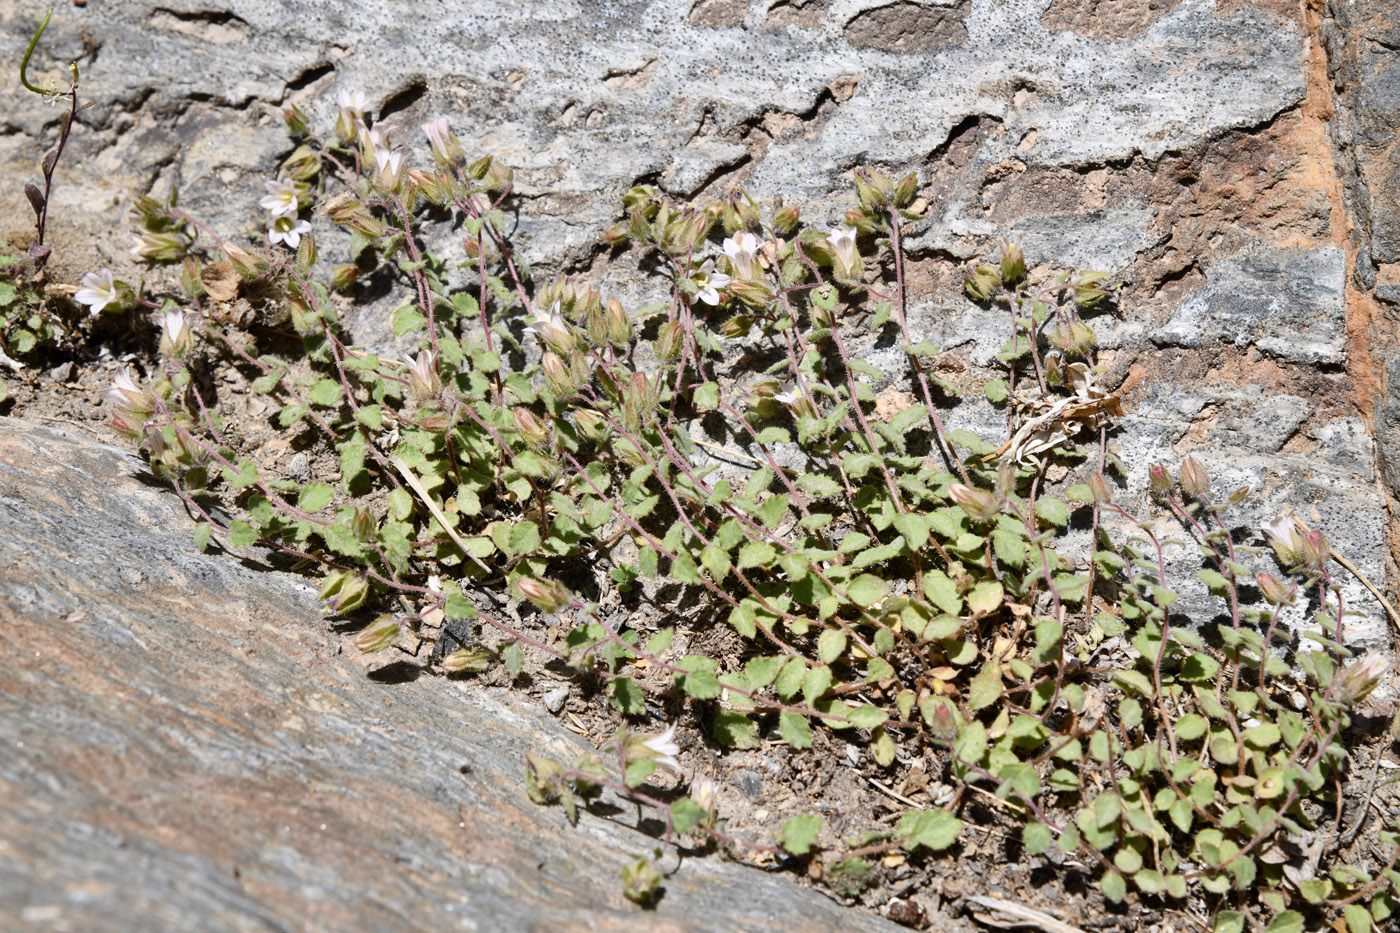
[
  {"x1": 351, "y1": 506, "x2": 378, "y2": 542},
  {"x1": 405, "y1": 168, "x2": 451, "y2": 206},
  {"x1": 1148, "y1": 463, "x2": 1173, "y2": 498},
  {"x1": 727, "y1": 277, "x2": 773, "y2": 309},
  {"x1": 949, "y1": 483, "x2": 1001, "y2": 523},
  {"x1": 512, "y1": 407, "x2": 550, "y2": 449},
  {"x1": 573, "y1": 408, "x2": 606, "y2": 441},
  {"x1": 1300, "y1": 529, "x2": 1329, "y2": 571},
  {"x1": 622, "y1": 856, "x2": 662, "y2": 905},
  {"x1": 422, "y1": 116, "x2": 465, "y2": 168},
  {"x1": 963, "y1": 264, "x2": 1001, "y2": 301},
  {"x1": 1088, "y1": 472, "x2": 1113, "y2": 506},
  {"x1": 1335, "y1": 651, "x2": 1391, "y2": 705},
  {"x1": 516, "y1": 577, "x2": 571, "y2": 614},
  {"x1": 894, "y1": 172, "x2": 919, "y2": 208},
  {"x1": 296, "y1": 231, "x2": 318, "y2": 270},
  {"x1": 319, "y1": 569, "x2": 369, "y2": 614},
  {"x1": 541, "y1": 352, "x2": 575, "y2": 397},
  {"x1": 100, "y1": 366, "x2": 153, "y2": 418},
  {"x1": 283, "y1": 104, "x2": 310, "y2": 137},
  {"x1": 355, "y1": 615, "x2": 401, "y2": 653},
  {"x1": 772, "y1": 204, "x2": 801, "y2": 235},
  {"x1": 719, "y1": 314, "x2": 752, "y2": 338},
  {"x1": 1074, "y1": 271, "x2": 1110, "y2": 308},
  {"x1": 330, "y1": 263, "x2": 361, "y2": 292},
  {"x1": 131, "y1": 231, "x2": 188, "y2": 264},
  {"x1": 1255, "y1": 573, "x2": 1295, "y2": 607},
  {"x1": 999, "y1": 239, "x2": 1026, "y2": 287},
  {"x1": 655, "y1": 320, "x2": 684, "y2": 362},
  {"x1": 442, "y1": 647, "x2": 492, "y2": 674},
  {"x1": 605, "y1": 297, "x2": 632, "y2": 345},
  {"x1": 602, "y1": 223, "x2": 629, "y2": 246},
  {"x1": 222, "y1": 243, "x2": 267, "y2": 279},
  {"x1": 1178, "y1": 456, "x2": 1209, "y2": 498},
  {"x1": 158, "y1": 309, "x2": 193, "y2": 358},
  {"x1": 282, "y1": 144, "x2": 321, "y2": 182},
  {"x1": 996, "y1": 460, "x2": 1016, "y2": 496}
]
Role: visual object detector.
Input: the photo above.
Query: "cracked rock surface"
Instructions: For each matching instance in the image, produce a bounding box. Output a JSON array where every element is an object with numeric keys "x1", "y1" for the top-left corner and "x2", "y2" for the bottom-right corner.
[
  {"x1": 0, "y1": 419, "x2": 907, "y2": 933},
  {"x1": 2, "y1": 0, "x2": 1398, "y2": 927}
]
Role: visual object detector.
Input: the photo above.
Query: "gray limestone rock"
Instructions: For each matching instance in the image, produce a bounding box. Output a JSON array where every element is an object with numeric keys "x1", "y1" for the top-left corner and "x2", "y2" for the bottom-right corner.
[
  {"x1": 0, "y1": 419, "x2": 908, "y2": 933},
  {"x1": 1152, "y1": 245, "x2": 1347, "y2": 365}
]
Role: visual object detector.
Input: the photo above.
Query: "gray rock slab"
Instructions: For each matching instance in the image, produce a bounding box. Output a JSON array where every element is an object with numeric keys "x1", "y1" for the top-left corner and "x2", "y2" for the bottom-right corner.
[
  {"x1": 1152, "y1": 244, "x2": 1347, "y2": 364},
  {"x1": 0, "y1": 418, "x2": 906, "y2": 933}
]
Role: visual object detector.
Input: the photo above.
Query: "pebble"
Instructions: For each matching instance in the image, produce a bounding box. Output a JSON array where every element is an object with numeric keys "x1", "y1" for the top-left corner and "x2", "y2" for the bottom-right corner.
[
  {"x1": 286, "y1": 452, "x2": 309, "y2": 481},
  {"x1": 542, "y1": 685, "x2": 570, "y2": 714}
]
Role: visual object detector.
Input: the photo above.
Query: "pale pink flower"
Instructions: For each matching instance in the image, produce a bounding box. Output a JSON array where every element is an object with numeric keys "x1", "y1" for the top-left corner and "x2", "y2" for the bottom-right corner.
[
  {"x1": 259, "y1": 177, "x2": 299, "y2": 218},
  {"x1": 268, "y1": 215, "x2": 312, "y2": 248},
  {"x1": 692, "y1": 259, "x2": 730, "y2": 306}
]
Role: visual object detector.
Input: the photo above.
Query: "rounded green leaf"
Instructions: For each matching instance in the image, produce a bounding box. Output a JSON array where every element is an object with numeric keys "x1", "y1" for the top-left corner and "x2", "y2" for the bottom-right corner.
[
  {"x1": 847, "y1": 573, "x2": 888, "y2": 608},
  {"x1": 298, "y1": 482, "x2": 335, "y2": 513}
]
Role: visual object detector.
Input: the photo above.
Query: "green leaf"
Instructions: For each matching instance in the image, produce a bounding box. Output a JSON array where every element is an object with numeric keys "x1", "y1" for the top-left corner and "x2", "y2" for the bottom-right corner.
[
  {"x1": 222, "y1": 459, "x2": 259, "y2": 489},
  {"x1": 647, "y1": 628, "x2": 673, "y2": 656},
  {"x1": 1035, "y1": 497, "x2": 1069, "y2": 526},
  {"x1": 609, "y1": 677, "x2": 646, "y2": 715},
  {"x1": 897, "y1": 810, "x2": 963, "y2": 852},
  {"x1": 502, "y1": 642, "x2": 524, "y2": 680},
  {"x1": 508, "y1": 521, "x2": 541, "y2": 556},
  {"x1": 984, "y1": 379, "x2": 1008, "y2": 403},
  {"x1": 192, "y1": 522, "x2": 211, "y2": 552},
  {"x1": 780, "y1": 711, "x2": 812, "y2": 749},
  {"x1": 226, "y1": 520, "x2": 257, "y2": 548},
  {"x1": 967, "y1": 662, "x2": 1002, "y2": 710},
  {"x1": 306, "y1": 378, "x2": 341, "y2": 407},
  {"x1": 1264, "y1": 912, "x2": 1303, "y2": 933},
  {"x1": 846, "y1": 574, "x2": 888, "y2": 608},
  {"x1": 713, "y1": 710, "x2": 759, "y2": 749},
  {"x1": 1175, "y1": 714, "x2": 1208, "y2": 741},
  {"x1": 797, "y1": 473, "x2": 841, "y2": 497},
  {"x1": 670, "y1": 797, "x2": 709, "y2": 835},
  {"x1": 1344, "y1": 904, "x2": 1373, "y2": 933},
  {"x1": 846, "y1": 705, "x2": 887, "y2": 729},
  {"x1": 923, "y1": 569, "x2": 961, "y2": 615},
  {"x1": 693, "y1": 381, "x2": 719, "y2": 410},
  {"x1": 298, "y1": 483, "x2": 335, "y2": 512},
  {"x1": 776, "y1": 657, "x2": 805, "y2": 699},
  {"x1": 355, "y1": 404, "x2": 383, "y2": 430},
  {"x1": 1022, "y1": 822, "x2": 1053, "y2": 855},
  {"x1": 779, "y1": 814, "x2": 822, "y2": 855},
  {"x1": 818, "y1": 628, "x2": 847, "y2": 664},
  {"x1": 1101, "y1": 871, "x2": 1126, "y2": 904},
  {"x1": 1180, "y1": 652, "x2": 1220, "y2": 682},
  {"x1": 738, "y1": 540, "x2": 776, "y2": 570},
  {"x1": 1213, "y1": 911, "x2": 1245, "y2": 933}
]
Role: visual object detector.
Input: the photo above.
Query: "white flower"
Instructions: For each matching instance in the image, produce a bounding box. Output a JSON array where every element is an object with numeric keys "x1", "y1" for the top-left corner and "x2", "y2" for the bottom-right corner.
[
  {"x1": 335, "y1": 88, "x2": 368, "y2": 122},
  {"x1": 422, "y1": 117, "x2": 463, "y2": 166},
  {"x1": 101, "y1": 366, "x2": 146, "y2": 409},
  {"x1": 259, "y1": 177, "x2": 299, "y2": 218},
  {"x1": 374, "y1": 147, "x2": 406, "y2": 192},
  {"x1": 690, "y1": 776, "x2": 718, "y2": 814},
  {"x1": 827, "y1": 224, "x2": 858, "y2": 262},
  {"x1": 642, "y1": 724, "x2": 682, "y2": 776},
  {"x1": 692, "y1": 258, "x2": 731, "y2": 306},
  {"x1": 75, "y1": 269, "x2": 119, "y2": 316},
  {"x1": 268, "y1": 215, "x2": 312, "y2": 248},
  {"x1": 773, "y1": 388, "x2": 800, "y2": 406},
  {"x1": 401, "y1": 348, "x2": 441, "y2": 399},
  {"x1": 524, "y1": 300, "x2": 572, "y2": 349},
  {"x1": 159, "y1": 308, "x2": 190, "y2": 353},
  {"x1": 722, "y1": 231, "x2": 760, "y2": 279}
]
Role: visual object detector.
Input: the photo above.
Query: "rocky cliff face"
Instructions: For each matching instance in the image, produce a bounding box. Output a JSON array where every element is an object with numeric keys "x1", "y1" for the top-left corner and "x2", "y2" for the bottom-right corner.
[{"x1": 1, "y1": 0, "x2": 1397, "y2": 928}]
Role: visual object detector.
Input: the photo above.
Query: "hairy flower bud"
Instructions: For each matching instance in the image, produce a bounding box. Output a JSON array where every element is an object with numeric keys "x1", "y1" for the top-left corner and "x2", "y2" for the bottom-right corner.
[
  {"x1": 1300, "y1": 529, "x2": 1329, "y2": 571},
  {"x1": 355, "y1": 615, "x2": 401, "y2": 653},
  {"x1": 605, "y1": 297, "x2": 632, "y2": 345},
  {"x1": 893, "y1": 171, "x2": 919, "y2": 208},
  {"x1": 319, "y1": 569, "x2": 369, "y2": 615},
  {"x1": 516, "y1": 577, "x2": 571, "y2": 614},
  {"x1": 655, "y1": 320, "x2": 684, "y2": 362},
  {"x1": 1148, "y1": 463, "x2": 1173, "y2": 498},
  {"x1": 512, "y1": 407, "x2": 550, "y2": 449},
  {"x1": 1088, "y1": 472, "x2": 1113, "y2": 506},
  {"x1": 949, "y1": 483, "x2": 1001, "y2": 523},
  {"x1": 772, "y1": 204, "x2": 801, "y2": 235},
  {"x1": 573, "y1": 408, "x2": 606, "y2": 441},
  {"x1": 158, "y1": 309, "x2": 193, "y2": 358},
  {"x1": 283, "y1": 104, "x2": 310, "y2": 137},
  {"x1": 1255, "y1": 573, "x2": 1295, "y2": 607},
  {"x1": 963, "y1": 264, "x2": 1001, "y2": 302},
  {"x1": 1073, "y1": 271, "x2": 1111, "y2": 308},
  {"x1": 999, "y1": 239, "x2": 1026, "y2": 287},
  {"x1": 422, "y1": 116, "x2": 465, "y2": 168},
  {"x1": 1335, "y1": 651, "x2": 1391, "y2": 705},
  {"x1": 726, "y1": 277, "x2": 773, "y2": 309},
  {"x1": 330, "y1": 263, "x2": 361, "y2": 292},
  {"x1": 1178, "y1": 456, "x2": 1209, "y2": 498},
  {"x1": 541, "y1": 352, "x2": 575, "y2": 397}
]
